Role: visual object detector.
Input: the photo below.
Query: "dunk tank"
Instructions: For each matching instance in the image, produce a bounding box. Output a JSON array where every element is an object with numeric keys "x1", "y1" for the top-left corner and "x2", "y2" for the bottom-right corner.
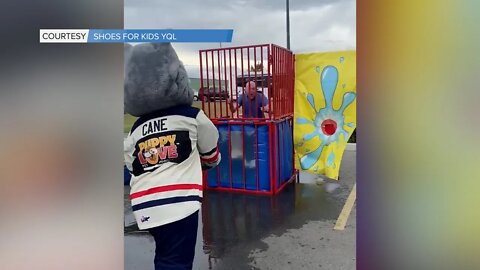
[{"x1": 199, "y1": 44, "x2": 297, "y2": 195}]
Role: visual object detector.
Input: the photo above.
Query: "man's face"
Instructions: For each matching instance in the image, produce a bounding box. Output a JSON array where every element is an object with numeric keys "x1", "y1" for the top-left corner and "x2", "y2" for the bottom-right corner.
[{"x1": 246, "y1": 82, "x2": 257, "y2": 99}]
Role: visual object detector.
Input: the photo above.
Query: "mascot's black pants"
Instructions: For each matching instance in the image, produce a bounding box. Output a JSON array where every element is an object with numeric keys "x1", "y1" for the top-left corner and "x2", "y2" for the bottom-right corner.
[{"x1": 148, "y1": 211, "x2": 199, "y2": 270}]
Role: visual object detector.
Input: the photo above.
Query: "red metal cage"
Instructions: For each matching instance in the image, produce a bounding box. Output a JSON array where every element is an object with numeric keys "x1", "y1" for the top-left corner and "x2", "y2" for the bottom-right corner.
[
  {"x1": 199, "y1": 44, "x2": 297, "y2": 195},
  {"x1": 199, "y1": 44, "x2": 294, "y2": 121}
]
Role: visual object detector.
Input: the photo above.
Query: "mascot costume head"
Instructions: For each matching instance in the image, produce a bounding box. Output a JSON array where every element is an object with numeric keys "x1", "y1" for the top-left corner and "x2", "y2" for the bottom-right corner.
[{"x1": 124, "y1": 43, "x2": 194, "y2": 116}]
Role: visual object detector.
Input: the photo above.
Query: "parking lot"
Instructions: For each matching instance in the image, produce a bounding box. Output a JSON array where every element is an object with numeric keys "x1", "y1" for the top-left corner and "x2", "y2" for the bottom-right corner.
[{"x1": 124, "y1": 149, "x2": 356, "y2": 270}]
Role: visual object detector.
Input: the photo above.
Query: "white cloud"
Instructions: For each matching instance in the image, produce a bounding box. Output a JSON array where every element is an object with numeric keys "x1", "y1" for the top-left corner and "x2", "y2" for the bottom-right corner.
[{"x1": 124, "y1": 0, "x2": 355, "y2": 78}]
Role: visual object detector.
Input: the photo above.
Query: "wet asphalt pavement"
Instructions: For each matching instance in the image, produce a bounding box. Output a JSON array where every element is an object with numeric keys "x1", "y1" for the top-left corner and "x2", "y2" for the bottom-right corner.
[{"x1": 125, "y1": 150, "x2": 356, "y2": 270}]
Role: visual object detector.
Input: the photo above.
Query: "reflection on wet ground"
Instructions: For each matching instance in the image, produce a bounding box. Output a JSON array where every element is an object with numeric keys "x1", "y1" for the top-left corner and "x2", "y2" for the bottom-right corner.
[{"x1": 125, "y1": 151, "x2": 355, "y2": 270}]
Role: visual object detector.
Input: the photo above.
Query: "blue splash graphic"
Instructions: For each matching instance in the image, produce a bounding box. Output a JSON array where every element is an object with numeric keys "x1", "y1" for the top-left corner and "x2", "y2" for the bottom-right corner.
[
  {"x1": 296, "y1": 64, "x2": 356, "y2": 170},
  {"x1": 296, "y1": 118, "x2": 311, "y2": 125},
  {"x1": 327, "y1": 151, "x2": 335, "y2": 168}
]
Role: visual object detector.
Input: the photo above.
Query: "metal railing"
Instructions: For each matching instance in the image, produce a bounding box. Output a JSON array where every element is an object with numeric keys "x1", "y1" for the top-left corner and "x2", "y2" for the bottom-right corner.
[{"x1": 199, "y1": 44, "x2": 294, "y2": 122}]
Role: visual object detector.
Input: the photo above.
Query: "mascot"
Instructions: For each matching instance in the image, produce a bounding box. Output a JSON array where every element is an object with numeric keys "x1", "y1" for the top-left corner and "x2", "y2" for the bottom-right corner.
[{"x1": 124, "y1": 43, "x2": 220, "y2": 270}]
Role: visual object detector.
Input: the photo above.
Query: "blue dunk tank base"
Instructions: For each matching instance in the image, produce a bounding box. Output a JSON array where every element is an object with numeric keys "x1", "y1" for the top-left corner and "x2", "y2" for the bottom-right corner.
[{"x1": 203, "y1": 118, "x2": 297, "y2": 195}]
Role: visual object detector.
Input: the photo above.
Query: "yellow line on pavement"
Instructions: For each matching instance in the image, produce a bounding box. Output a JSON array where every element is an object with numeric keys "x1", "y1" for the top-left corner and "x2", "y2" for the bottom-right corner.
[{"x1": 334, "y1": 183, "x2": 356, "y2": 231}]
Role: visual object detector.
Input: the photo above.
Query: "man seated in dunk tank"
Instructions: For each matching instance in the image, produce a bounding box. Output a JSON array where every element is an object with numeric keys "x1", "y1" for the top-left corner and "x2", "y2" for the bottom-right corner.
[{"x1": 227, "y1": 81, "x2": 269, "y2": 118}]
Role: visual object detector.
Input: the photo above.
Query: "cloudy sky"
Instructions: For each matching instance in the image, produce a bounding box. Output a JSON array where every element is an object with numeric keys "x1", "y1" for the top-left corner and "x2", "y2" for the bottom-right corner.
[{"x1": 125, "y1": 0, "x2": 355, "y2": 78}]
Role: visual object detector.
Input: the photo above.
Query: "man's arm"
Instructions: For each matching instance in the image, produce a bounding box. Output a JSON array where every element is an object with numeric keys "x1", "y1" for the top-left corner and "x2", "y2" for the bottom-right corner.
[
  {"x1": 261, "y1": 95, "x2": 269, "y2": 114},
  {"x1": 197, "y1": 110, "x2": 221, "y2": 170},
  {"x1": 228, "y1": 95, "x2": 242, "y2": 114},
  {"x1": 228, "y1": 98, "x2": 237, "y2": 113}
]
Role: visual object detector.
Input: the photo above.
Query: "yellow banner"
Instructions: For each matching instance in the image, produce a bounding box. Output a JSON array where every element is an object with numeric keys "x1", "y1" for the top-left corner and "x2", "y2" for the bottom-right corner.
[{"x1": 294, "y1": 51, "x2": 356, "y2": 179}]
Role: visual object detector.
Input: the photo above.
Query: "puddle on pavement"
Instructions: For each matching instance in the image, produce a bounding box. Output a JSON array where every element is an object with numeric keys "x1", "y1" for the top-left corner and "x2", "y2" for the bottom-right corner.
[{"x1": 125, "y1": 172, "x2": 349, "y2": 270}]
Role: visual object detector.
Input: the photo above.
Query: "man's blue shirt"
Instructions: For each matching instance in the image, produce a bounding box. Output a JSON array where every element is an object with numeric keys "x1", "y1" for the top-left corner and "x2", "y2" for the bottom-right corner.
[{"x1": 237, "y1": 92, "x2": 268, "y2": 118}]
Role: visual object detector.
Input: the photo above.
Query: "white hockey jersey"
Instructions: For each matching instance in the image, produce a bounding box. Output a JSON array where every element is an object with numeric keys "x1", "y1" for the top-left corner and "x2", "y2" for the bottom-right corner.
[{"x1": 124, "y1": 105, "x2": 220, "y2": 230}]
